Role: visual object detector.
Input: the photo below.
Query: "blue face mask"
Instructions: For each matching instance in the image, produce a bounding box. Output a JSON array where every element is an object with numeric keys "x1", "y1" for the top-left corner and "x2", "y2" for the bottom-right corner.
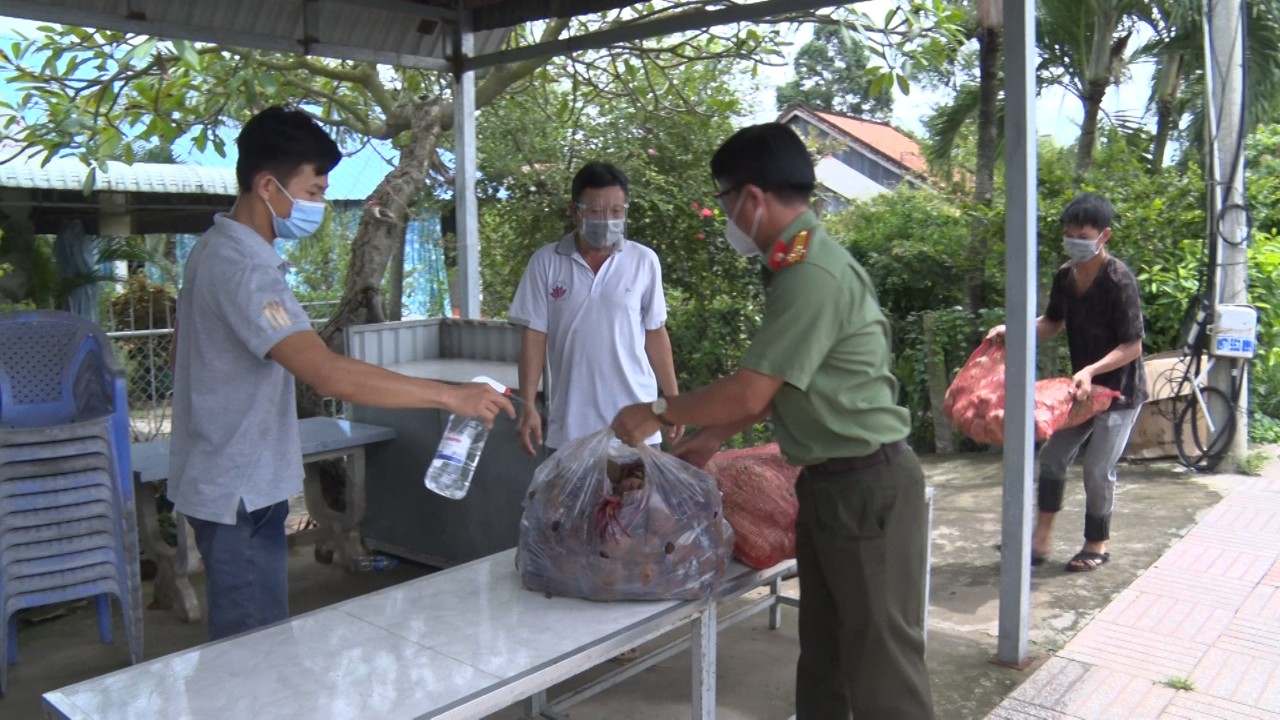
[{"x1": 267, "y1": 178, "x2": 326, "y2": 239}]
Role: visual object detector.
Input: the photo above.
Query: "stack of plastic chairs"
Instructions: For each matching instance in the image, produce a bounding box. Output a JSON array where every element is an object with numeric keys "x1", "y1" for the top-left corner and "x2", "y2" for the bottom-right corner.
[{"x1": 0, "y1": 310, "x2": 142, "y2": 696}]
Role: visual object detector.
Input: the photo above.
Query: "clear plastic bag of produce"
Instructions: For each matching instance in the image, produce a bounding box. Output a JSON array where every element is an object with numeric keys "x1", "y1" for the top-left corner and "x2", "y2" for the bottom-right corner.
[
  {"x1": 943, "y1": 339, "x2": 1120, "y2": 445},
  {"x1": 517, "y1": 428, "x2": 734, "y2": 601},
  {"x1": 706, "y1": 444, "x2": 799, "y2": 569}
]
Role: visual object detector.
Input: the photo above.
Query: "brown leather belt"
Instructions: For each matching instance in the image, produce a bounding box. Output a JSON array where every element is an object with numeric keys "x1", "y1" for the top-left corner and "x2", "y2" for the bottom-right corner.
[{"x1": 804, "y1": 439, "x2": 910, "y2": 478}]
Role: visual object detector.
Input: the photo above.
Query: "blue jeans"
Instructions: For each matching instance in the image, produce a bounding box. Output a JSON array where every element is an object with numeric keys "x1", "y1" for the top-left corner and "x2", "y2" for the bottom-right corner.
[{"x1": 188, "y1": 500, "x2": 290, "y2": 641}]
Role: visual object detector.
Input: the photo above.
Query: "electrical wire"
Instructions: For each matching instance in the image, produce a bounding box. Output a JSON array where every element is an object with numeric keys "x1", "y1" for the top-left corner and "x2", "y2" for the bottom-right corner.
[{"x1": 1204, "y1": 0, "x2": 1252, "y2": 249}]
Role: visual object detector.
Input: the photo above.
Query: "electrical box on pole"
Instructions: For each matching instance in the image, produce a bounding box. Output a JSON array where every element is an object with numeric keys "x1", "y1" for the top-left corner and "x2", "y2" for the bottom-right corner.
[{"x1": 1203, "y1": 0, "x2": 1250, "y2": 459}]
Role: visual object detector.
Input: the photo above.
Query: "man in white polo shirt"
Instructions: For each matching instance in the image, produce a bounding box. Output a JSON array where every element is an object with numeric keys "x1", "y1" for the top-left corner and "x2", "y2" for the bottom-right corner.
[
  {"x1": 171, "y1": 106, "x2": 513, "y2": 641},
  {"x1": 509, "y1": 162, "x2": 681, "y2": 454}
]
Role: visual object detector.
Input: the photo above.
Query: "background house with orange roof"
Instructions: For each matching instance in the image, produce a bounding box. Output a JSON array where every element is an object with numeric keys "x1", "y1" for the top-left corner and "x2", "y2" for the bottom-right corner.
[{"x1": 778, "y1": 104, "x2": 931, "y2": 211}]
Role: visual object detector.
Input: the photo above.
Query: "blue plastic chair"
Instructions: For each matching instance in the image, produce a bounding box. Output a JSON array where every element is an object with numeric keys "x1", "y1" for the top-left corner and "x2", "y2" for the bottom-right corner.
[{"x1": 0, "y1": 311, "x2": 142, "y2": 696}]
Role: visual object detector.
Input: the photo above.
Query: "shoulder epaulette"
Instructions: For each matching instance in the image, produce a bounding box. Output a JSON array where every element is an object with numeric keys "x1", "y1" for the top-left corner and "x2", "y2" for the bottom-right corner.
[{"x1": 767, "y1": 229, "x2": 811, "y2": 271}]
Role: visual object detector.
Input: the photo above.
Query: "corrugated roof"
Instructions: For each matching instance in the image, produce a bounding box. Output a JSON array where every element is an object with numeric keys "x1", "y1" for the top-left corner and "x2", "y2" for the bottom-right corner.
[
  {"x1": 807, "y1": 108, "x2": 930, "y2": 176},
  {"x1": 0, "y1": 155, "x2": 382, "y2": 200},
  {"x1": 0, "y1": 0, "x2": 513, "y2": 69},
  {"x1": 0, "y1": 157, "x2": 240, "y2": 196}
]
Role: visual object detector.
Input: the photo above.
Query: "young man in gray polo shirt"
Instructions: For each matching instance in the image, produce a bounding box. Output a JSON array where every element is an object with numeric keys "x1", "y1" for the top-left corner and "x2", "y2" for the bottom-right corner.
[{"x1": 171, "y1": 106, "x2": 514, "y2": 641}]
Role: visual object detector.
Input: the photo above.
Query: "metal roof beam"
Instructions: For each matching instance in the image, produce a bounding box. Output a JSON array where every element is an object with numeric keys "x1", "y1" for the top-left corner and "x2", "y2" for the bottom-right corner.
[
  {"x1": 463, "y1": 0, "x2": 848, "y2": 72},
  {"x1": 319, "y1": 0, "x2": 457, "y2": 23}
]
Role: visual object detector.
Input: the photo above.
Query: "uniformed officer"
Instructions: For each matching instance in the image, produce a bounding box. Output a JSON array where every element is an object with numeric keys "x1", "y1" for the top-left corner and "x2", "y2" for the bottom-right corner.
[{"x1": 611, "y1": 123, "x2": 933, "y2": 719}]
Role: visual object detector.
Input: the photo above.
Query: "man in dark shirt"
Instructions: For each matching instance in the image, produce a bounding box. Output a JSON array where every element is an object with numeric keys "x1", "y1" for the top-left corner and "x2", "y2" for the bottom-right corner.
[{"x1": 988, "y1": 193, "x2": 1147, "y2": 572}]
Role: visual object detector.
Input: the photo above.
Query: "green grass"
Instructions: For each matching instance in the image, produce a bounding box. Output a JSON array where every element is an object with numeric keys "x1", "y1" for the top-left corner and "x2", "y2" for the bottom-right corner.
[
  {"x1": 1163, "y1": 677, "x2": 1196, "y2": 692},
  {"x1": 1239, "y1": 450, "x2": 1272, "y2": 477}
]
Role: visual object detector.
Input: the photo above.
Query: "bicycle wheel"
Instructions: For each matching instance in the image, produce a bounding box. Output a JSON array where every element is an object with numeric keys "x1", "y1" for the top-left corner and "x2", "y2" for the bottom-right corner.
[{"x1": 1175, "y1": 385, "x2": 1236, "y2": 471}]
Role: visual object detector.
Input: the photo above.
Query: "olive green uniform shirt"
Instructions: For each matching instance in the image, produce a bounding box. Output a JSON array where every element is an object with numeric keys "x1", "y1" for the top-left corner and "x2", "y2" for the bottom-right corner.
[{"x1": 740, "y1": 211, "x2": 911, "y2": 466}]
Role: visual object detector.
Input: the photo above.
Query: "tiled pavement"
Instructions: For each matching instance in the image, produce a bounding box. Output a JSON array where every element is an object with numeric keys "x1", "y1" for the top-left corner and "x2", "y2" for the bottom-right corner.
[{"x1": 989, "y1": 476, "x2": 1280, "y2": 719}]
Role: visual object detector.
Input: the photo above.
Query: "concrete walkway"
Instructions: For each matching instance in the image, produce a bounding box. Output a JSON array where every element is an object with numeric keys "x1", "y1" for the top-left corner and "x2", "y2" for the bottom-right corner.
[
  {"x1": 0, "y1": 451, "x2": 1251, "y2": 719},
  {"x1": 990, "y1": 468, "x2": 1280, "y2": 718}
]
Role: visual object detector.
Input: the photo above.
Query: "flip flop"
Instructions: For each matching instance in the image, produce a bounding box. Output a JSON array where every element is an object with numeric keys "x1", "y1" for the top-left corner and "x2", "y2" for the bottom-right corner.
[{"x1": 1066, "y1": 550, "x2": 1110, "y2": 572}]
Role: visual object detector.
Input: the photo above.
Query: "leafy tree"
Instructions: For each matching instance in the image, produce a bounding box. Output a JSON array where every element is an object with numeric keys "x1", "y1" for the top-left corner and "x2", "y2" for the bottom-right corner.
[
  {"x1": 0, "y1": 12, "x2": 775, "y2": 344},
  {"x1": 477, "y1": 50, "x2": 764, "y2": 401},
  {"x1": 0, "y1": 11, "x2": 792, "y2": 418},
  {"x1": 1036, "y1": 0, "x2": 1155, "y2": 175},
  {"x1": 0, "y1": 3, "x2": 971, "y2": 362},
  {"x1": 775, "y1": 25, "x2": 893, "y2": 119},
  {"x1": 1139, "y1": 0, "x2": 1280, "y2": 170},
  {"x1": 922, "y1": 0, "x2": 1005, "y2": 313}
]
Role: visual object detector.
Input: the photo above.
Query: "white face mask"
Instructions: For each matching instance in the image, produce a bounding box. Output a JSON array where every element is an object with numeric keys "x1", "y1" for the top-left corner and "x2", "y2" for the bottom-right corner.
[
  {"x1": 1063, "y1": 235, "x2": 1100, "y2": 264},
  {"x1": 724, "y1": 193, "x2": 762, "y2": 258},
  {"x1": 582, "y1": 218, "x2": 625, "y2": 249}
]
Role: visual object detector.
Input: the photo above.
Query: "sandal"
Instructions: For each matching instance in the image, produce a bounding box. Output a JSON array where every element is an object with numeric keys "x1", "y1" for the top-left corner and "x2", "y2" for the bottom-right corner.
[{"x1": 1066, "y1": 550, "x2": 1110, "y2": 572}]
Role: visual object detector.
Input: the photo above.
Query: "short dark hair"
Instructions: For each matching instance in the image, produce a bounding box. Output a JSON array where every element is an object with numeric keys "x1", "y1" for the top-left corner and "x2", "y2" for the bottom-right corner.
[
  {"x1": 1060, "y1": 192, "x2": 1115, "y2": 231},
  {"x1": 710, "y1": 123, "x2": 816, "y2": 204},
  {"x1": 235, "y1": 106, "x2": 342, "y2": 192},
  {"x1": 571, "y1": 162, "x2": 629, "y2": 203}
]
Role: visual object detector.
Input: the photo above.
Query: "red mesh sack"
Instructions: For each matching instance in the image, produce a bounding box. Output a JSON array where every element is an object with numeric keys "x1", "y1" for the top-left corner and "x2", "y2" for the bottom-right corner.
[
  {"x1": 944, "y1": 340, "x2": 1122, "y2": 445},
  {"x1": 706, "y1": 444, "x2": 800, "y2": 569},
  {"x1": 1038, "y1": 377, "x2": 1121, "y2": 431},
  {"x1": 943, "y1": 340, "x2": 1008, "y2": 445}
]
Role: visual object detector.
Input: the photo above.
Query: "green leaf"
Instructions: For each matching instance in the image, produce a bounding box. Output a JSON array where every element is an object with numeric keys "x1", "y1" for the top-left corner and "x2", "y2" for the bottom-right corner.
[
  {"x1": 173, "y1": 39, "x2": 201, "y2": 68},
  {"x1": 896, "y1": 73, "x2": 911, "y2": 95},
  {"x1": 122, "y1": 38, "x2": 157, "y2": 66},
  {"x1": 869, "y1": 72, "x2": 889, "y2": 97},
  {"x1": 98, "y1": 132, "x2": 122, "y2": 159},
  {"x1": 82, "y1": 165, "x2": 98, "y2": 195}
]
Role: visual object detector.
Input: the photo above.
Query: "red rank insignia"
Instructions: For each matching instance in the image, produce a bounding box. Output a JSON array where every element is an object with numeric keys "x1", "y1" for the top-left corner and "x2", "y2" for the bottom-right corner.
[{"x1": 766, "y1": 229, "x2": 811, "y2": 271}]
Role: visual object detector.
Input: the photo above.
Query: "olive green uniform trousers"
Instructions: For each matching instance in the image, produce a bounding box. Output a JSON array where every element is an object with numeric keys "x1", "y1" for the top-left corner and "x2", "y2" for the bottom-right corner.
[{"x1": 794, "y1": 447, "x2": 934, "y2": 719}]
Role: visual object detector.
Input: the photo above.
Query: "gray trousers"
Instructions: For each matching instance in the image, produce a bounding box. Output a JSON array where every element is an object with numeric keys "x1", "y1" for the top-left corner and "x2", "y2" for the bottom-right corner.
[{"x1": 1037, "y1": 407, "x2": 1141, "y2": 542}]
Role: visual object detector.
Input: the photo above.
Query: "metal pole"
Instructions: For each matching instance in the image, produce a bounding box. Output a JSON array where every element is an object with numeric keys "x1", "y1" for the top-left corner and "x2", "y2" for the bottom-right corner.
[
  {"x1": 453, "y1": 1, "x2": 481, "y2": 319},
  {"x1": 1206, "y1": 0, "x2": 1250, "y2": 458},
  {"x1": 995, "y1": 0, "x2": 1036, "y2": 668}
]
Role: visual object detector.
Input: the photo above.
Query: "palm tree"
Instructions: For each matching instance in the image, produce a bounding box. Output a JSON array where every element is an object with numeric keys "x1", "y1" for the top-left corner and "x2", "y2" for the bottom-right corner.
[
  {"x1": 1037, "y1": 0, "x2": 1156, "y2": 176},
  {"x1": 922, "y1": 1, "x2": 1004, "y2": 314},
  {"x1": 1140, "y1": 0, "x2": 1280, "y2": 170}
]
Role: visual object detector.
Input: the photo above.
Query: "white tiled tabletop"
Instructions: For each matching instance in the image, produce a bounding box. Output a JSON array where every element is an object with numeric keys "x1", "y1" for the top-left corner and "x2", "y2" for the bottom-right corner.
[
  {"x1": 43, "y1": 550, "x2": 716, "y2": 720},
  {"x1": 43, "y1": 608, "x2": 499, "y2": 719}
]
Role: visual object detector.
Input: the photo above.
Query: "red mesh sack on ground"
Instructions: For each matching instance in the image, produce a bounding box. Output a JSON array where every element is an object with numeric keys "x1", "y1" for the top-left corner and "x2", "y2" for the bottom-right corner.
[
  {"x1": 944, "y1": 340, "x2": 1121, "y2": 445},
  {"x1": 705, "y1": 444, "x2": 800, "y2": 569}
]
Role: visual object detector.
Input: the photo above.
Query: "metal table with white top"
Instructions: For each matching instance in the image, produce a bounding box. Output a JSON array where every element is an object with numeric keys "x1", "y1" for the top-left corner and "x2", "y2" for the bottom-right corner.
[
  {"x1": 130, "y1": 417, "x2": 396, "y2": 623},
  {"x1": 42, "y1": 549, "x2": 798, "y2": 720}
]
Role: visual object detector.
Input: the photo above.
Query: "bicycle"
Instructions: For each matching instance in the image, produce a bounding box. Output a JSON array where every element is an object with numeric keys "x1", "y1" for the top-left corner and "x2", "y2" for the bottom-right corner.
[{"x1": 1161, "y1": 296, "x2": 1243, "y2": 471}]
